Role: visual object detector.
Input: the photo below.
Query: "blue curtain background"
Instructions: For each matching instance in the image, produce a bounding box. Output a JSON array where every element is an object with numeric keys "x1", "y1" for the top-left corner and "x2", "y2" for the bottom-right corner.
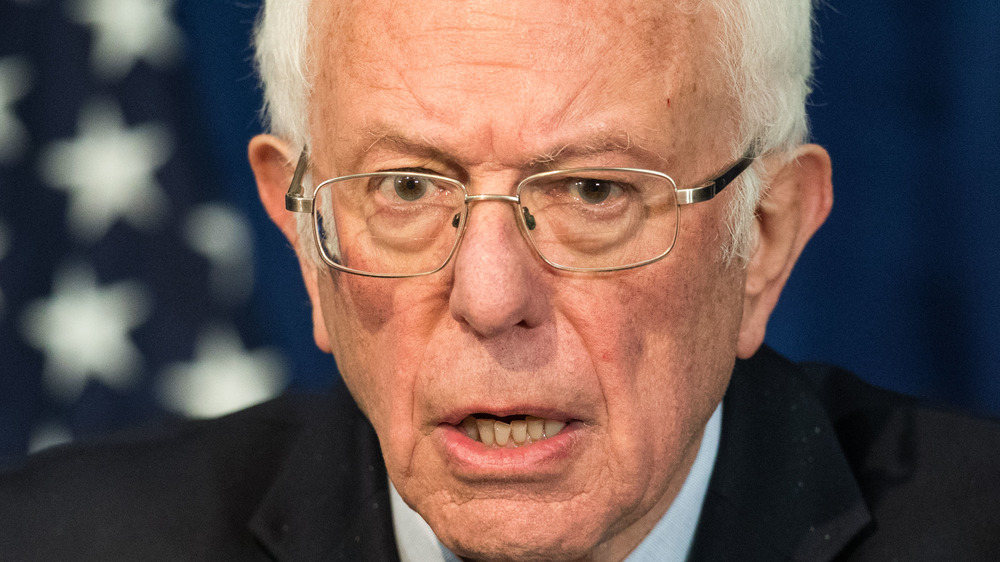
[
  {"x1": 1, "y1": 0, "x2": 997, "y2": 464},
  {"x1": 772, "y1": 2, "x2": 1000, "y2": 416}
]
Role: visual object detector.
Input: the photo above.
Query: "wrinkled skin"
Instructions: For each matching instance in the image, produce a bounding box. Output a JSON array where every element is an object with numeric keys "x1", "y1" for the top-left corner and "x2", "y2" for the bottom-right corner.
[{"x1": 250, "y1": 0, "x2": 833, "y2": 560}]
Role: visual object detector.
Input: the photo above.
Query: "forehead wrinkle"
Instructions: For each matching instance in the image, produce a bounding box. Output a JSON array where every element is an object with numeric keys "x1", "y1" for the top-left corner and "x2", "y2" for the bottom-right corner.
[
  {"x1": 358, "y1": 123, "x2": 668, "y2": 171},
  {"x1": 366, "y1": 1, "x2": 680, "y2": 82}
]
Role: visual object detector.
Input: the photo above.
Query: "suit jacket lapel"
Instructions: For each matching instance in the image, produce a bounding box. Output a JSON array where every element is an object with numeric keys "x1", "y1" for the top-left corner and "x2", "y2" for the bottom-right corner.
[
  {"x1": 690, "y1": 347, "x2": 872, "y2": 561},
  {"x1": 249, "y1": 388, "x2": 400, "y2": 562}
]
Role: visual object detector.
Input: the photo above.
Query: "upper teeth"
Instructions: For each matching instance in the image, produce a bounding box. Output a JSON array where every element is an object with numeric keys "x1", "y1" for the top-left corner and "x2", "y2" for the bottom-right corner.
[{"x1": 460, "y1": 415, "x2": 567, "y2": 447}]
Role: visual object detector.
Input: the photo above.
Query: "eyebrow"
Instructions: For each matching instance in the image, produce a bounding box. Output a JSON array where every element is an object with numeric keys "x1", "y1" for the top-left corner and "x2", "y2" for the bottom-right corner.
[
  {"x1": 358, "y1": 125, "x2": 658, "y2": 170},
  {"x1": 524, "y1": 132, "x2": 642, "y2": 167},
  {"x1": 361, "y1": 128, "x2": 450, "y2": 162}
]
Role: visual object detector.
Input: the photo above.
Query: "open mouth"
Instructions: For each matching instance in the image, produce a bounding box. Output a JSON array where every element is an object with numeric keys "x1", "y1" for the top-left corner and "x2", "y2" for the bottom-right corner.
[{"x1": 459, "y1": 414, "x2": 568, "y2": 447}]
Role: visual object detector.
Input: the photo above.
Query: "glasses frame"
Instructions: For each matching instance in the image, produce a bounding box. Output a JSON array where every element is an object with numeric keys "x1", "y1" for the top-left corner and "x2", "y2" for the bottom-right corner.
[{"x1": 285, "y1": 149, "x2": 754, "y2": 278}]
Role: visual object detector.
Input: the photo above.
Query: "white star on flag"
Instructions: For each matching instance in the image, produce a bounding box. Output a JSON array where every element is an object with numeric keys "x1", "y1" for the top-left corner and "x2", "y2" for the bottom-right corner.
[
  {"x1": 20, "y1": 263, "x2": 152, "y2": 401},
  {"x1": 38, "y1": 99, "x2": 172, "y2": 242},
  {"x1": 66, "y1": 0, "x2": 182, "y2": 79},
  {"x1": 158, "y1": 324, "x2": 288, "y2": 418},
  {"x1": 0, "y1": 56, "x2": 33, "y2": 164},
  {"x1": 182, "y1": 204, "x2": 254, "y2": 305},
  {"x1": 28, "y1": 421, "x2": 74, "y2": 455}
]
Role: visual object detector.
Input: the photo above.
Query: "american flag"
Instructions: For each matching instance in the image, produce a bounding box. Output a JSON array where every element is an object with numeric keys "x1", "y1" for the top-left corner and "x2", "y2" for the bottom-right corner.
[{"x1": 0, "y1": 0, "x2": 335, "y2": 465}]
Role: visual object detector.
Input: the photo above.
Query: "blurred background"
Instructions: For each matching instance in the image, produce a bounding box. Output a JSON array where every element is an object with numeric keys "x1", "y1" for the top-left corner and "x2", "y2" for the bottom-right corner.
[{"x1": 1, "y1": 0, "x2": 997, "y2": 466}]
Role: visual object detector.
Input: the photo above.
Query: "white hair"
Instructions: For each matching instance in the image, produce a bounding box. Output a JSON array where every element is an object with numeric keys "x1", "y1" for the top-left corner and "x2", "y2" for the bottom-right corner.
[
  {"x1": 712, "y1": 0, "x2": 815, "y2": 262},
  {"x1": 252, "y1": 0, "x2": 816, "y2": 265},
  {"x1": 253, "y1": 0, "x2": 312, "y2": 148}
]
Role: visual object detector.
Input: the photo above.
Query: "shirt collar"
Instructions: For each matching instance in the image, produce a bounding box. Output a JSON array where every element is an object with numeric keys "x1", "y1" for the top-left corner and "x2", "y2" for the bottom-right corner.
[{"x1": 390, "y1": 403, "x2": 723, "y2": 562}]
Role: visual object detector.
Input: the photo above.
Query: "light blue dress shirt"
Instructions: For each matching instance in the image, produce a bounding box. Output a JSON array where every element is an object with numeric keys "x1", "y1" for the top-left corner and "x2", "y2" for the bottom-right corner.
[{"x1": 390, "y1": 404, "x2": 723, "y2": 562}]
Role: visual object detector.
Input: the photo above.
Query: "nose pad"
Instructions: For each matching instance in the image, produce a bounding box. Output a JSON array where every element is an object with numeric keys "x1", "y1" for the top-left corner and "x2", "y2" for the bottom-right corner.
[{"x1": 522, "y1": 206, "x2": 536, "y2": 230}]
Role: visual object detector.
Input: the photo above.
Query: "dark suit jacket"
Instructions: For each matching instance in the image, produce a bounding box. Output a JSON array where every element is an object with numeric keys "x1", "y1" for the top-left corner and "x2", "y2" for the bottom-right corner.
[{"x1": 2, "y1": 346, "x2": 999, "y2": 561}]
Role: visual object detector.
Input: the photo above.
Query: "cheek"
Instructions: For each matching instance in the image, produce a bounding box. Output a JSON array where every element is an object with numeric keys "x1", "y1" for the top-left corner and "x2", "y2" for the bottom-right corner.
[
  {"x1": 316, "y1": 275, "x2": 386, "y2": 421},
  {"x1": 319, "y1": 271, "x2": 450, "y2": 441},
  {"x1": 560, "y1": 212, "x2": 742, "y2": 443},
  {"x1": 560, "y1": 260, "x2": 733, "y2": 379}
]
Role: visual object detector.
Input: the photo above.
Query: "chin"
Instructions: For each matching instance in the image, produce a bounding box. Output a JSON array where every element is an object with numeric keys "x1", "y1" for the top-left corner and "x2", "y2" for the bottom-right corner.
[
  {"x1": 443, "y1": 531, "x2": 601, "y2": 562},
  {"x1": 426, "y1": 498, "x2": 619, "y2": 562}
]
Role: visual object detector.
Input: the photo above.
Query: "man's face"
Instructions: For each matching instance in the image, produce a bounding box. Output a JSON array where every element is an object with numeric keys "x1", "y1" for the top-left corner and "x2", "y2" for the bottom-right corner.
[{"x1": 307, "y1": 0, "x2": 746, "y2": 558}]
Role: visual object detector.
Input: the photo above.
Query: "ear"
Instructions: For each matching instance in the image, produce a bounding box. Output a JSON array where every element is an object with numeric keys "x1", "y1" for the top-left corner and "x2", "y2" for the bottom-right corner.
[
  {"x1": 249, "y1": 134, "x2": 332, "y2": 353},
  {"x1": 736, "y1": 144, "x2": 833, "y2": 359}
]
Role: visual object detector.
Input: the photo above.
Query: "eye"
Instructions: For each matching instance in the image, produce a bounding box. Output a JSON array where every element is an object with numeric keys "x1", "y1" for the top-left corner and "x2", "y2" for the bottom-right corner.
[
  {"x1": 569, "y1": 178, "x2": 621, "y2": 204},
  {"x1": 379, "y1": 174, "x2": 432, "y2": 202}
]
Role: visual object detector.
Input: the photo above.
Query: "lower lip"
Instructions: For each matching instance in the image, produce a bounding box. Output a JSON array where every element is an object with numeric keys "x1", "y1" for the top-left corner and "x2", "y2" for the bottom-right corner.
[{"x1": 435, "y1": 421, "x2": 582, "y2": 479}]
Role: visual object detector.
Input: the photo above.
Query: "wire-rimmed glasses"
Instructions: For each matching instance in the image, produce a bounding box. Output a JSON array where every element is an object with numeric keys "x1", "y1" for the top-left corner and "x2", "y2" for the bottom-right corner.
[{"x1": 285, "y1": 150, "x2": 753, "y2": 277}]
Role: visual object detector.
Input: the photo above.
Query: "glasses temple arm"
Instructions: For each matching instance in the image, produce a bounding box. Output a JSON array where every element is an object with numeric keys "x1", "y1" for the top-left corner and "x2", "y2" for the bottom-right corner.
[
  {"x1": 285, "y1": 148, "x2": 314, "y2": 213},
  {"x1": 676, "y1": 156, "x2": 754, "y2": 205}
]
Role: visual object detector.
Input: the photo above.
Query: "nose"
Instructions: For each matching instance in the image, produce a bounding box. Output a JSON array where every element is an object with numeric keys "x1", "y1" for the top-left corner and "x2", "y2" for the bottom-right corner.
[{"x1": 448, "y1": 198, "x2": 548, "y2": 338}]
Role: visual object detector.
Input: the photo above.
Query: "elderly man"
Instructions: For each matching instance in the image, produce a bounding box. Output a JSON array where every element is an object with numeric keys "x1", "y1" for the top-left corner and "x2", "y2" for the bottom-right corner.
[{"x1": 2, "y1": 0, "x2": 999, "y2": 560}]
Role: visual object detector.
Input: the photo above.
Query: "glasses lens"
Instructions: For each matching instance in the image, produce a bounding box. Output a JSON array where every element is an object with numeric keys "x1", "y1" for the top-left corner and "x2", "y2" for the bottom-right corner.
[
  {"x1": 518, "y1": 169, "x2": 678, "y2": 270},
  {"x1": 313, "y1": 173, "x2": 466, "y2": 276}
]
